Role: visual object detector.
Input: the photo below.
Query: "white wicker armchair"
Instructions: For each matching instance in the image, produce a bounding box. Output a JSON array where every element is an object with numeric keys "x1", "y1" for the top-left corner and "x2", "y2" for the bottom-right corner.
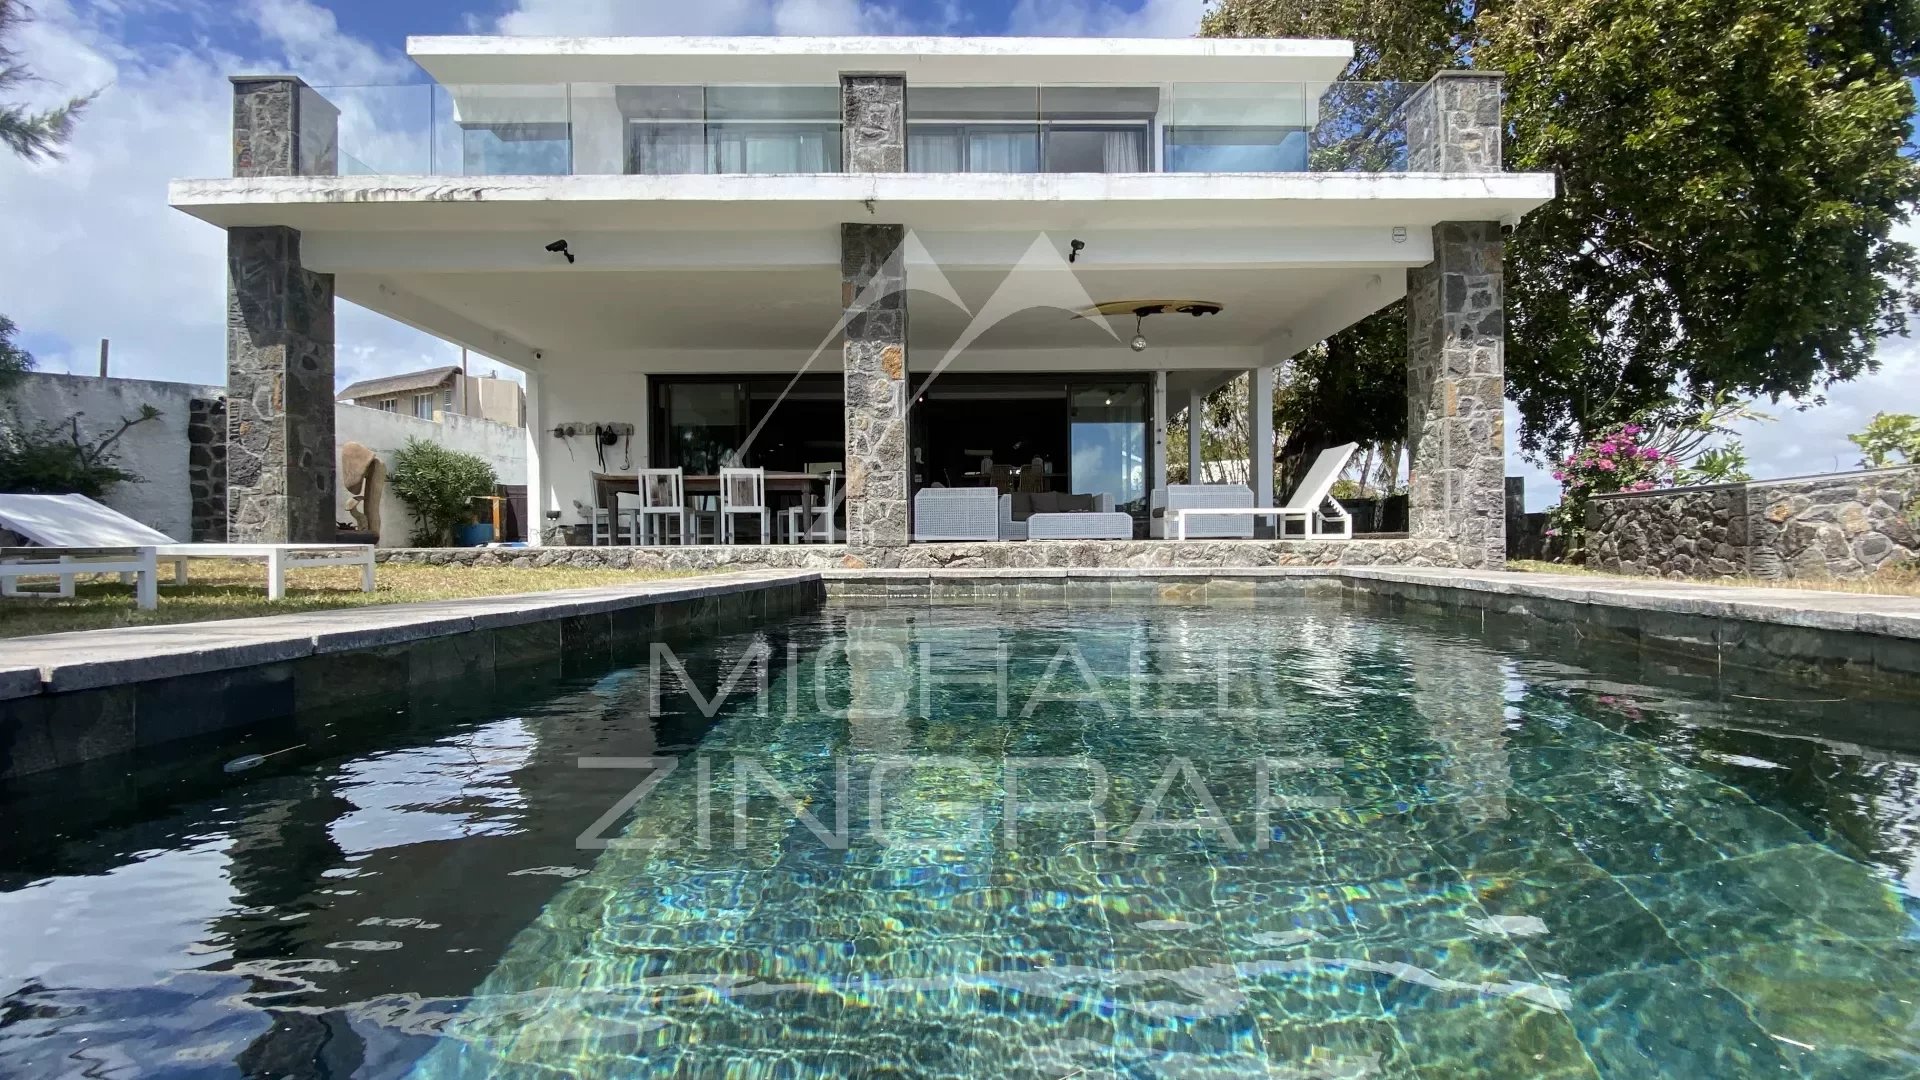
[
  {"x1": 912, "y1": 488, "x2": 1026, "y2": 541},
  {"x1": 1149, "y1": 484, "x2": 1256, "y2": 539}
]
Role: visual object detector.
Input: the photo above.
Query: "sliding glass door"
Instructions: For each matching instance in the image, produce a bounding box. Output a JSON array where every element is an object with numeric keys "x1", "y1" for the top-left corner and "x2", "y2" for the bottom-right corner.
[{"x1": 1068, "y1": 384, "x2": 1149, "y2": 515}]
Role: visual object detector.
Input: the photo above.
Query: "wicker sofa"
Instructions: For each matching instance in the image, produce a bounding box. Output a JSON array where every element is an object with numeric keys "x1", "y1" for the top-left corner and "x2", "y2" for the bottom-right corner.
[{"x1": 912, "y1": 488, "x2": 1119, "y2": 541}]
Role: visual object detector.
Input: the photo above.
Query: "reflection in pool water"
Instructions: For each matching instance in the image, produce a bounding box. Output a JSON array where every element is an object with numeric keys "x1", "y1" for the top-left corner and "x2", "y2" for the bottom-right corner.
[{"x1": 3, "y1": 603, "x2": 1918, "y2": 1077}]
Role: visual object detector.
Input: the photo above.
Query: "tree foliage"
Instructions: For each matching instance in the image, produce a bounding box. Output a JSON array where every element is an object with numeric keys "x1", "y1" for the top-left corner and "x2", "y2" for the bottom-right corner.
[
  {"x1": 1203, "y1": 0, "x2": 1920, "y2": 461},
  {"x1": 0, "y1": 1, "x2": 93, "y2": 162},
  {"x1": 0, "y1": 314, "x2": 29, "y2": 392},
  {"x1": 0, "y1": 406, "x2": 160, "y2": 496},
  {"x1": 387, "y1": 438, "x2": 499, "y2": 546},
  {"x1": 1849, "y1": 411, "x2": 1920, "y2": 466}
]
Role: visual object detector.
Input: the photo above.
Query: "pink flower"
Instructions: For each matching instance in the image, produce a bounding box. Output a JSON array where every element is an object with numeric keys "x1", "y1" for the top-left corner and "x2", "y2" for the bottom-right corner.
[
  {"x1": 1551, "y1": 470, "x2": 1566, "y2": 481},
  {"x1": 1622, "y1": 424, "x2": 1642, "y2": 436},
  {"x1": 1596, "y1": 459, "x2": 1617, "y2": 472},
  {"x1": 1642, "y1": 447, "x2": 1661, "y2": 461}
]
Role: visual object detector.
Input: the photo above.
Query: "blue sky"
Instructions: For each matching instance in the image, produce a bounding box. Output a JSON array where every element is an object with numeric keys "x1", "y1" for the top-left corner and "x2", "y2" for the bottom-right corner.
[{"x1": 1, "y1": 0, "x2": 1916, "y2": 507}]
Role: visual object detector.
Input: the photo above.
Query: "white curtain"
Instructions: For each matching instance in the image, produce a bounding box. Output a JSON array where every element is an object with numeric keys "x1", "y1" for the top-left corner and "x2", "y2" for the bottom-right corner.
[
  {"x1": 968, "y1": 130, "x2": 1039, "y2": 172},
  {"x1": 713, "y1": 129, "x2": 830, "y2": 173},
  {"x1": 629, "y1": 125, "x2": 704, "y2": 174},
  {"x1": 910, "y1": 132, "x2": 963, "y2": 171},
  {"x1": 1102, "y1": 130, "x2": 1146, "y2": 172}
]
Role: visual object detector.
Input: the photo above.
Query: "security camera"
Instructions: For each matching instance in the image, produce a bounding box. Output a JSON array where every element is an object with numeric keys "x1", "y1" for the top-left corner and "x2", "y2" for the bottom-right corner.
[{"x1": 545, "y1": 239, "x2": 575, "y2": 264}]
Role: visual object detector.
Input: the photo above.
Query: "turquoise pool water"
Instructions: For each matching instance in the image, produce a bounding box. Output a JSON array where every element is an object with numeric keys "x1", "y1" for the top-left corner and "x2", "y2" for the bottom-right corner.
[{"x1": 3, "y1": 602, "x2": 1918, "y2": 1077}]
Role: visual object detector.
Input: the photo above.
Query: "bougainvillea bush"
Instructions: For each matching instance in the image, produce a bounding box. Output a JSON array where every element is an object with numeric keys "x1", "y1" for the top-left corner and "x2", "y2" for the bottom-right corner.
[{"x1": 1545, "y1": 424, "x2": 1676, "y2": 556}]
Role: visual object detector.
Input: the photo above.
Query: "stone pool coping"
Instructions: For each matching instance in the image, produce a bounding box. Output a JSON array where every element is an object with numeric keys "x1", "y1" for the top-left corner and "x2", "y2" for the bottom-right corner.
[
  {"x1": 819, "y1": 566, "x2": 1920, "y2": 638},
  {"x1": 0, "y1": 569, "x2": 823, "y2": 701},
  {"x1": 4, "y1": 565, "x2": 1918, "y2": 705}
]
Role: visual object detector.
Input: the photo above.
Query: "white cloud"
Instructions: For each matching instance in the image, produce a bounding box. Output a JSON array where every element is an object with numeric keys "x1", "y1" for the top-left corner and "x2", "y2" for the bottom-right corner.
[
  {"x1": 1005, "y1": 0, "x2": 1204, "y2": 37},
  {"x1": 0, "y1": 0, "x2": 468, "y2": 392},
  {"x1": 489, "y1": 0, "x2": 915, "y2": 37}
]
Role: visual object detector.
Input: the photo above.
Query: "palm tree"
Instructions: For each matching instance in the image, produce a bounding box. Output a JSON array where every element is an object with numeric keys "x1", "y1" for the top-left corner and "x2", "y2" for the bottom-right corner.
[{"x1": 0, "y1": 0, "x2": 94, "y2": 161}]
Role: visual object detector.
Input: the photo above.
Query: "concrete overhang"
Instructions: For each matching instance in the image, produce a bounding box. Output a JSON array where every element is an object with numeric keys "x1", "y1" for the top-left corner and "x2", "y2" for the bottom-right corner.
[
  {"x1": 405, "y1": 35, "x2": 1357, "y2": 87},
  {"x1": 167, "y1": 171, "x2": 1557, "y2": 233}
]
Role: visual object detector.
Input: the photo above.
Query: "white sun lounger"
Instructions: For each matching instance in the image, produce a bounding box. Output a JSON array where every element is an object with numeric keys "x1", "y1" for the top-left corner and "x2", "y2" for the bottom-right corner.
[
  {"x1": 0, "y1": 493, "x2": 375, "y2": 601},
  {"x1": 1168, "y1": 443, "x2": 1358, "y2": 541},
  {"x1": 0, "y1": 546, "x2": 160, "y2": 609}
]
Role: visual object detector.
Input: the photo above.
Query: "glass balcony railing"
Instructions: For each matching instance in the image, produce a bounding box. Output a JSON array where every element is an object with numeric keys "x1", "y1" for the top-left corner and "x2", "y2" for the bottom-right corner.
[{"x1": 306, "y1": 81, "x2": 1426, "y2": 179}]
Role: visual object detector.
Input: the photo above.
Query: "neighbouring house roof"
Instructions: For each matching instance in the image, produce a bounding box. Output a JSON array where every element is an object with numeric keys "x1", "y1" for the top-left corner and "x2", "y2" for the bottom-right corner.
[{"x1": 336, "y1": 366, "x2": 459, "y2": 403}]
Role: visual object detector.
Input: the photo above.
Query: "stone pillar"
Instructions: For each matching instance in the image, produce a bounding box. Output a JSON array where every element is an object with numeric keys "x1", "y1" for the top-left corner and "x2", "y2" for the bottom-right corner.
[
  {"x1": 231, "y1": 75, "x2": 338, "y2": 178},
  {"x1": 840, "y1": 71, "x2": 910, "y2": 554},
  {"x1": 1404, "y1": 71, "x2": 1502, "y2": 173},
  {"x1": 1406, "y1": 223, "x2": 1505, "y2": 568},
  {"x1": 227, "y1": 76, "x2": 338, "y2": 543},
  {"x1": 1405, "y1": 71, "x2": 1507, "y2": 567},
  {"x1": 842, "y1": 223, "x2": 910, "y2": 551},
  {"x1": 842, "y1": 74, "x2": 906, "y2": 171}
]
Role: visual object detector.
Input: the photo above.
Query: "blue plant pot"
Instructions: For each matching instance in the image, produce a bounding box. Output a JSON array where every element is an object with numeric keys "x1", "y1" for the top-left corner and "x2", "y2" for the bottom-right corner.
[{"x1": 455, "y1": 523, "x2": 495, "y2": 547}]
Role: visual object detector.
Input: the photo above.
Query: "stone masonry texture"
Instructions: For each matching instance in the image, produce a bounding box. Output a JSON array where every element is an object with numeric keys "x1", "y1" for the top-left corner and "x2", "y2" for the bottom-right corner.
[
  {"x1": 188, "y1": 395, "x2": 228, "y2": 542},
  {"x1": 841, "y1": 74, "x2": 907, "y2": 172},
  {"x1": 842, "y1": 223, "x2": 910, "y2": 551},
  {"x1": 1403, "y1": 72, "x2": 1508, "y2": 569},
  {"x1": 1406, "y1": 222, "x2": 1507, "y2": 569},
  {"x1": 227, "y1": 227, "x2": 337, "y2": 543},
  {"x1": 1588, "y1": 466, "x2": 1920, "y2": 580},
  {"x1": 1404, "y1": 72, "x2": 1504, "y2": 174},
  {"x1": 227, "y1": 77, "x2": 338, "y2": 543}
]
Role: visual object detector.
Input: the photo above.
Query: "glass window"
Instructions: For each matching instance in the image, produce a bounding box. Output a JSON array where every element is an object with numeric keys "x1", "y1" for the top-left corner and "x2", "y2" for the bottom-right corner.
[
  {"x1": 459, "y1": 122, "x2": 570, "y2": 175},
  {"x1": 661, "y1": 382, "x2": 746, "y2": 474},
  {"x1": 378, "y1": 398, "x2": 397, "y2": 413},
  {"x1": 413, "y1": 393, "x2": 435, "y2": 420},
  {"x1": 1069, "y1": 385, "x2": 1148, "y2": 515},
  {"x1": 1045, "y1": 127, "x2": 1148, "y2": 172},
  {"x1": 622, "y1": 86, "x2": 840, "y2": 175}
]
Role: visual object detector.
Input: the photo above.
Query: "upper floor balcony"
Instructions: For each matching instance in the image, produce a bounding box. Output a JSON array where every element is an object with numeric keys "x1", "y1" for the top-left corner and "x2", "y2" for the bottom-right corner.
[{"x1": 313, "y1": 79, "x2": 1445, "y2": 178}]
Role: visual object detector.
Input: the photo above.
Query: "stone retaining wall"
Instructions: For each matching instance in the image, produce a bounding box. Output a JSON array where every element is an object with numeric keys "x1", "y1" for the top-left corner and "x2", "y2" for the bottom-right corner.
[
  {"x1": 375, "y1": 537, "x2": 1466, "y2": 572},
  {"x1": 1587, "y1": 466, "x2": 1920, "y2": 580}
]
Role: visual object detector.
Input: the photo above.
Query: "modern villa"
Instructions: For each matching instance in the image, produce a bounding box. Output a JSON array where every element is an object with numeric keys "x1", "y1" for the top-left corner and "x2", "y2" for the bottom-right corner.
[{"x1": 169, "y1": 35, "x2": 1554, "y2": 565}]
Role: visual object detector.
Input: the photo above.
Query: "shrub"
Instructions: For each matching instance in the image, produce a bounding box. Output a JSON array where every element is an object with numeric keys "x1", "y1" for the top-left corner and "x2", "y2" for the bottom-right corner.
[
  {"x1": 1544, "y1": 423, "x2": 1676, "y2": 556},
  {"x1": 386, "y1": 437, "x2": 497, "y2": 546},
  {"x1": 0, "y1": 407, "x2": 158, "y2": 496}
]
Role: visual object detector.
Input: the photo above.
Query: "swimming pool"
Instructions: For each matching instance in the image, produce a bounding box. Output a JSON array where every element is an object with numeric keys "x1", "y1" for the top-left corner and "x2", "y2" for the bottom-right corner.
[{"x1": 3, "y1": 600, "x2": 1917, "y2": 1077}]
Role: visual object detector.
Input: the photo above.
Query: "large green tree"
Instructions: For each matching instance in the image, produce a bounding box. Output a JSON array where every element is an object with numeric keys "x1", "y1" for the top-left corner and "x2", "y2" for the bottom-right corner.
[{"x1": 1203, "y1": 0, "x2": 1920, "y2": 461}]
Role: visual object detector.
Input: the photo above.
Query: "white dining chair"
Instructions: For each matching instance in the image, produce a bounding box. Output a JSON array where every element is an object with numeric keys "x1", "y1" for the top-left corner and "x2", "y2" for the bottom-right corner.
[
  {"x1": 633, "y1": 467, "x2": 691, "y2": 545},
  {"x1": 718, "y1": 466, "x2": 771, "y2": 544},
  {"x1": 781, "y1": 470, "x2": 841, "y2": 543}
]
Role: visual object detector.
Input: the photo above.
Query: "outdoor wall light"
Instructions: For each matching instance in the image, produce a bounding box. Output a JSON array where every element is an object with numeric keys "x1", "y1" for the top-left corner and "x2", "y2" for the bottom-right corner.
[
  {"x1": 1069, "y1": 239, "x2": 1086, "y2": 263},
  {"x1": 545, "y1": 239, "x2": 575, "y2": 264}
]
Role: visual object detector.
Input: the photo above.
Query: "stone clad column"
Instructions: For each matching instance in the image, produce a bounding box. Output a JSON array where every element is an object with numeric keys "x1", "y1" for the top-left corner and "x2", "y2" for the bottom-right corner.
[
  {"x1": 1405, "y1": 71, "x2": 1507, "y2": 568},
  {"x1": 227, "y1": 76, "x2": 338, "y2": 543},
  {"x1": 840, "y1": 72, "x2": 910, "y2": 554},
  {"x1": 842, "y1": 223, "x2": 909, "y2": 550}
]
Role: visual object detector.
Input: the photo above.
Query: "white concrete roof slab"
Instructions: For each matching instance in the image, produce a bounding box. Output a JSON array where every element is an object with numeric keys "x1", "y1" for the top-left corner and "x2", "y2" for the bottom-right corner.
[
  {"x1": 167, "y1": 172, "x2": 1556, "y2": 233},
  {"x1": 406, "y1": 35, "x2": 1356, "y2": 87}
]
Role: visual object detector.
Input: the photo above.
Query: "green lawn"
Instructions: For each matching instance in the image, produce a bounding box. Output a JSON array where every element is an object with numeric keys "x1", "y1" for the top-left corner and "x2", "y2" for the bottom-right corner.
[
  {"x1": 1509, "y1": 559, "x2": 1920, "y2": 597},
  {"x1": 0, "y1": 560, "x2": 699, "y2": 639}
]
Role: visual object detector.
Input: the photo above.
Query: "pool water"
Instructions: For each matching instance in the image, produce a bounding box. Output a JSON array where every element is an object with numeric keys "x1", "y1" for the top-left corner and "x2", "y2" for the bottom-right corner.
[{"x1": 4, "y1": 602, "x2": 1920, "y2": 1078}]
